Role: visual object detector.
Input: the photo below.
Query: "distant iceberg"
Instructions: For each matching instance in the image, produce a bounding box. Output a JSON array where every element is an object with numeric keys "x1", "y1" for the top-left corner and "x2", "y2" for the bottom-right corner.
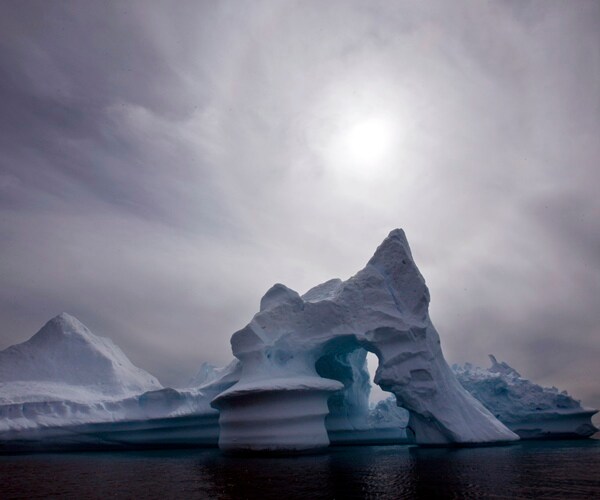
[
  {"x1": 360, "y1": 355, "x2": 599, "y2": 442},
  {"x1": 453, "y1": 355, "x2": 598, "y2": 439}
]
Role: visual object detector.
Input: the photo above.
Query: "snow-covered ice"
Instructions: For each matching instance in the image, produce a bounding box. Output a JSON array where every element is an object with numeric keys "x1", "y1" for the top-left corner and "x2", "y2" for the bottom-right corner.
[
  {"x1": 0, "y1": 314, "x2": 237, "y2": 450},
  {"x1": 453, "y1": 355, "x2": 598, "y2": 439},
  {"x1": 0, "y1": 313, "x2": 161, "y2": 403},
  {"x1": 353, "y1": 354, "x2": 599, "y2": 442}
]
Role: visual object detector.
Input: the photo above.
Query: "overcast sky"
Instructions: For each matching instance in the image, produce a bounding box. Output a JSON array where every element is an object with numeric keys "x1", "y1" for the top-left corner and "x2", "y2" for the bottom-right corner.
[{"x1": 1, "y1": 1, "x2": 598, "y2": 416}]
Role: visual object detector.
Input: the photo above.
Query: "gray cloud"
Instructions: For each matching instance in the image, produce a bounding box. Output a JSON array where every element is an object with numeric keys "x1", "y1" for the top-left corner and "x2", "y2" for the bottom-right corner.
[{"x1": 0, "y1": 1, "x2": 598, "y2": 421}]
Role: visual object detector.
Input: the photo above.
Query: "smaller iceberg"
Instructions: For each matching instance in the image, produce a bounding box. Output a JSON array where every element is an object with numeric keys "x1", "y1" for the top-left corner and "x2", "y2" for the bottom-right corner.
[
  {"x1": 453, "y1": 355, "x2": 598, "y2": 439},
  {"x1": 361, "y1": 397, "x2": 410, "y2": 444},
  {"x1": 340, "y1": 353, "x2": 599, "y2": 443},
  {"x1": 0, "y1": 314, "x2": 238, "y2": 451}
]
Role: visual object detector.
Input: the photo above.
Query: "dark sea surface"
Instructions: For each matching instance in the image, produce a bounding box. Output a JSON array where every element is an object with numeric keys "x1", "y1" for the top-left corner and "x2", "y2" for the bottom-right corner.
[{"x1": 2, "y1": 440, "x2": 600, "y2": 499}]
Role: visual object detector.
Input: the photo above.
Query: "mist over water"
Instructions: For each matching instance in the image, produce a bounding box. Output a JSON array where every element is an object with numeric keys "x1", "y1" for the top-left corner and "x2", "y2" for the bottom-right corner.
[{"x1": 3, "y1": 441, "x2": 600, "y2": 499}]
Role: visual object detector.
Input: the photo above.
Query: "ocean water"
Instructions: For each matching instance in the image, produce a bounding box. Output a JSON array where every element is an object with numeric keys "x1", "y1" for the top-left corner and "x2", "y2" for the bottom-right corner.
[{"x1": 2, "y1": 440, "x2": 600, "y2": 499}]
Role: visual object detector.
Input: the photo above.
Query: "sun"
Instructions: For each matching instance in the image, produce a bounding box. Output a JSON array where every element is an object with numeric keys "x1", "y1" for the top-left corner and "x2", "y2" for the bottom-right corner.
[
  {"x1": 324, "y1": 115, "x2": 396, "y2": 180},
  {"x1": 344, "y1": 118, "x2": 394, "y2": 166}
]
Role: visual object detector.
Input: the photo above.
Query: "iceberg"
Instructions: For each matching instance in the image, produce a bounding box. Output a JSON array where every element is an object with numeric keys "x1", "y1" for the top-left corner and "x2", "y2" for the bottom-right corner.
[
  {"x1": 353, "y1": 354, "x2": 600, "y2": 443},
  {"x1": 188, "y1": 362, "x2": 221, "y2": 387},
  {"x1": 0, "y1": 314, "x2": 237, "y2": 451},
  {"x1": 453, "y1": 355, "x2": 598, "y2": 439},
  {"x1": 212, "y1": 229, "x2": 518, "y2": 452},
  {"x1": 4, "y1": 231, "x2": 594, "y2": 453},
  {"x1": 186, "y1": 361, "x2": 240, "y2": 390},
  {"x1": 309, "y1": 349, "x2": 600, "y2": 445},
  {"x1": 367, "y1": 396, "x2": 410, "y2": 441},
  {"x1": 0, "y1": 312, "x2": 161, "y2": 402}
]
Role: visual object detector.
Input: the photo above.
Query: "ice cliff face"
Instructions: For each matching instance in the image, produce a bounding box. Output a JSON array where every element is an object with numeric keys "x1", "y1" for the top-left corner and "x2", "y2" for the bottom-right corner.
[
  {"x1": 212, "y1": 229, "x2": 518, "y2": 451},
  {"x1": 454, "y1": 356, "x2": 598, "y2": 439}
]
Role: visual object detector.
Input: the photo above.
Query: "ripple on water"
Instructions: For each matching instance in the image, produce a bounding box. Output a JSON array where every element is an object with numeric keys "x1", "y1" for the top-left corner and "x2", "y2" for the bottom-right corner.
[{"x1": 1, "y1": 440, "x2": 600, "y2": 499}]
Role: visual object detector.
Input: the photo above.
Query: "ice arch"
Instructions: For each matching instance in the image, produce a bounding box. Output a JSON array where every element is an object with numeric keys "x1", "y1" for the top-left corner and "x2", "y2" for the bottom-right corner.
[
  {"x1": 316, "y1": 343, "x2": 408, "y2": 445},
  {"x1": 212, "y1": 230, "x2": 518, "y2": 452}
]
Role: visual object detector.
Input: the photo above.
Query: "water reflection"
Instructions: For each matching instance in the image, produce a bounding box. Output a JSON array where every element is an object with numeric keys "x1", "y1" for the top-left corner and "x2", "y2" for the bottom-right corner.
[
  {"x1": 2, "y1": 441, "x2": 600, "y2": 499},
  {"x1": 194, "y1": 441, "x2": 600, "y2": 499}
]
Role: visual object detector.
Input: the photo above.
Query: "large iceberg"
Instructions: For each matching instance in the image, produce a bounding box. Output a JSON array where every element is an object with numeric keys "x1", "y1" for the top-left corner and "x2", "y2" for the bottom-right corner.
[
  {"x1": 453, "y1": 355, "x2": 598, "y2": 439},
  {"x1": 0, "y1": 314, "x2": 236, "y2": 451},
  {"x1": 211, "y1": 229, "x2": 518, "y2": 451},
  {"x1": 3, "y1": 230, "x2": 595, "y2": 453}
]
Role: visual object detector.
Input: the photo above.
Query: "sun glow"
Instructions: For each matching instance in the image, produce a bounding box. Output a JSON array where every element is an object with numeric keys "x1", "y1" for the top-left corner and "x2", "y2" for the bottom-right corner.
[
  {"x1": 344, "y1": 118, "x2": 394, "y2": 166},
  {"x1": 305, "y1": 80, "x2": 404, "y2": 184},
  {"x1": 324, "y1": 115, "x2": 397, "y2": 181}
]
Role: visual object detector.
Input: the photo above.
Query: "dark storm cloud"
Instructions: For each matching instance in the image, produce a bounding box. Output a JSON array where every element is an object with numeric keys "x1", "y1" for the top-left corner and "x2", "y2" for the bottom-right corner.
[{"x1": 0, "y1": 0, "x2": 598, "y2": 420}]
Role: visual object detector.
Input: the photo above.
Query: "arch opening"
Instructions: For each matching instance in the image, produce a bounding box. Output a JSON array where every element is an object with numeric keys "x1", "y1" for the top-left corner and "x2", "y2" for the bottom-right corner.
[
  {"x1": 367, "y1": 351, "x2": 388, "y2": 406},
  {"x1": 314, "y1": 338, "x2": 410, "y2": 446}
]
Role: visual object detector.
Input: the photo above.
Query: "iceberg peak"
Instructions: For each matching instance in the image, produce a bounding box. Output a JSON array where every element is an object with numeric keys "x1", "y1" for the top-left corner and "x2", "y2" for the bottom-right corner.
[
  {"x1": 259, "y1": 283, "x2": 302, "y2": 312},
  {"x1": 488, "y1": 354, "x2": 521, "y2": 378},
  {"x1": 29, "y1": 312, "x2": 95, "y2": 345},
  {"x1": 0, "y1": 314, "x2": 162, "y2": 398},
  {"x1": 367, "y1": 229, "x2": 413, "y2": 268}
]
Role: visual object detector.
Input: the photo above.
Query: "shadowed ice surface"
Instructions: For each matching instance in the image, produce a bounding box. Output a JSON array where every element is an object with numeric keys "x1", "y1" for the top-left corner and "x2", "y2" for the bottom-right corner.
[{"x1": 2, "y1": 440, "x2": 600, "y2": 499}]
